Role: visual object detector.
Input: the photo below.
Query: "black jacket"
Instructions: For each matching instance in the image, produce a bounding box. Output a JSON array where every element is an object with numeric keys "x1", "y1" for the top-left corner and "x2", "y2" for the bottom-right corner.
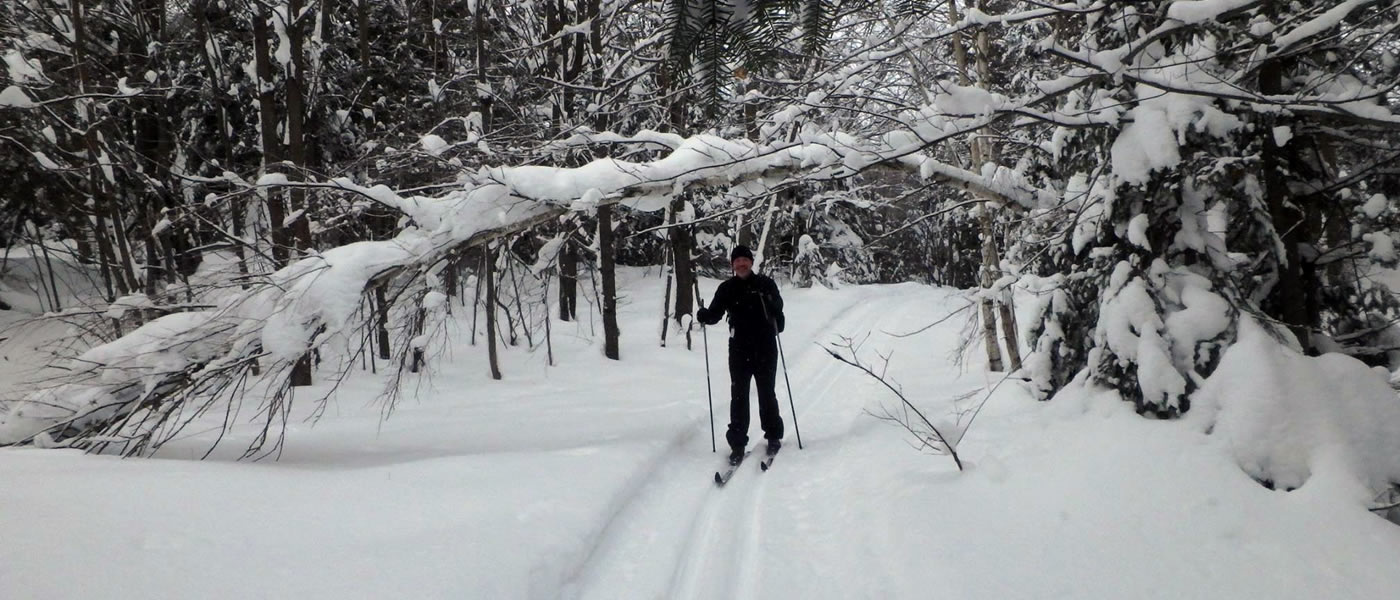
[{"x1": 697, "y1": 274, "x2": 784, "y2": 339}]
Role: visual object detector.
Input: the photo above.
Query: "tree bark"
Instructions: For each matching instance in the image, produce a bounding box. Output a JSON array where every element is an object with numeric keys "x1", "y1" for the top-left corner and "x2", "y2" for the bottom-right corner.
[
  {"x1": 977, "y1": 211, "x2": 1005, "y2": 372},
  {"x1": 559, "y1": 235, "x2": 578, "y2": 321},
  {"x1": 669, "y1": 196, "x2": 695, "y2": 330},
  {"x1": 485, "y1": 246, "x2": 502, "y2": 379},
  {"x1": 70, "y1": 0, "x2": 125, "y2": 312},
  {"x1": 476, "y1": 0, "x2": 492, "y2": 136},
  {"x1": 358, "y1": 0, "x2": 371, "y2": 67},
  {"x1": 586, "y1": 0, "x2": 619, "y2": 360},
  {"x1": 375, "y1": 285, "x2": 391, "y2": 360},
  {"x1": 286, "y1": 0, "x2": 313, "y2": 256},
  {"x1": 253, "y1": 7, "x2": 291, "y2": 267},
  {"x1": 1259, "y1": 57, "x2": 1312, "y2": 351},
  {"x1": 973, "y1": 0, "x2": 1020, "y2": 371},
  {"x1": 285, "y1": 0, "x2": 313, "y2": 386},
  {"x1": 660, "y1": 246, "x2": 673, "y2": 346},
  {"x1": 599, "y1": 204, "x2": 620, "y2": 360}
]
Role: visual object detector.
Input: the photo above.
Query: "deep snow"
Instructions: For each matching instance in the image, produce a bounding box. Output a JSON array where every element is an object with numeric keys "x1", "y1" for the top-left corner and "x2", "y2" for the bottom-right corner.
[{"x1": 3, "y1": 269, "x2": 1400, "y2": 599}]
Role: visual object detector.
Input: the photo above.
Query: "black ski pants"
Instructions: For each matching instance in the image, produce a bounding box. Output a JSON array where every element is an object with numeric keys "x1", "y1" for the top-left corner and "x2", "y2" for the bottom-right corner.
[{"x1": 726, "y1": 335, "x2": 783, "y2": 452}]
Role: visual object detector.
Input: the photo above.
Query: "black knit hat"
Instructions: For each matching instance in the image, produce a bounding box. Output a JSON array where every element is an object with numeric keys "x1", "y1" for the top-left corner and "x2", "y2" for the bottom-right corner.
[{"x1": 730, "y1": 245, "x2": 754, "y2": 261}]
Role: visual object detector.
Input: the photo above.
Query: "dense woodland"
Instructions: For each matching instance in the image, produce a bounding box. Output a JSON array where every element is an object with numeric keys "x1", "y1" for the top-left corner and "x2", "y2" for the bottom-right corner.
[{"x1": 2, "y1": 0, "x2": 1399, "y2": 456}]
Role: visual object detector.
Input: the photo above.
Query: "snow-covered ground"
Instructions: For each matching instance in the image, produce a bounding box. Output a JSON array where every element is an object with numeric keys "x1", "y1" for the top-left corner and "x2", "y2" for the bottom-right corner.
[{"x1": 3, "y1": 269, "x2": 1400, "y2": 599}]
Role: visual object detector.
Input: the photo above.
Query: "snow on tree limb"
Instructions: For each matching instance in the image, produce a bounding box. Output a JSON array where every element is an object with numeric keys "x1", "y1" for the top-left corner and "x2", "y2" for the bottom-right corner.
[{"x1": 0, "y1": 128, "x2": 1033, "y2": 452}]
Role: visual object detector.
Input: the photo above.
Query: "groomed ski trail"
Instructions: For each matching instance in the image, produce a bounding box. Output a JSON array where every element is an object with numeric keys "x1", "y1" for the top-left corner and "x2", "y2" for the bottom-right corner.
[
  {"x1": 563, "y1": 287, "x2": 889, "y2": 600},
  {"x1": 737, "y1": 288, "x2": 933, "y2": 598},
  {"x1": 667, "y1": 295, "x2": 887, "y2": 600}
]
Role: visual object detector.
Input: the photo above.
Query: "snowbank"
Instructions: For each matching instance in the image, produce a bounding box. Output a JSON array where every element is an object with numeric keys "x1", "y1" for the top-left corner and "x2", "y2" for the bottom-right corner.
[{"x1": 1191, "y1": 318, "x2": 1400, "y2": 501}]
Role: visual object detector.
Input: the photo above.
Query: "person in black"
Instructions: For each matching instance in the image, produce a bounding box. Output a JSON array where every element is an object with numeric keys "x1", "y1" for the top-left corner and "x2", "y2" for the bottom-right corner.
[{"x1": 696, "y1": 245, "x2": 785, "y2": 465}]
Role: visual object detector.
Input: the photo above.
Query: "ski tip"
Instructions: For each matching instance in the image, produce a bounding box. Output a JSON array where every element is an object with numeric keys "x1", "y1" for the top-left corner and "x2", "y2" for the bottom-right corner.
[
  {"x1": 760, "y1": 462, "x2": 769, "y2": 471},
  {"x1": 714, "y1": 472, "x2": 724, "y2": 485}
]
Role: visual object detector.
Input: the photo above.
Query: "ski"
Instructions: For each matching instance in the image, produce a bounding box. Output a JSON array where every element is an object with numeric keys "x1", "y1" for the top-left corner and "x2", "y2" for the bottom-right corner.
[
  {"x1": 760, "y1": 446, "x2": 780, "y2": 471},
  {"x1": 714, "y1": 451, "x2": 751, "y2": 487}
]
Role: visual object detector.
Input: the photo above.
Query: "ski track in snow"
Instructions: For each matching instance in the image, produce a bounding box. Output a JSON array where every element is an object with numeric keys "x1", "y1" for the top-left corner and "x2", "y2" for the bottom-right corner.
[
  {"x1": 11, "y1": 275, "x2": 1400, "y2": 599},
  {"x1": 560, "y1": 286, "x2": 899, "y2": 600},
  {"x1": 667, "y1": 297, "x2": 883, "y2": 600},
  {"x1": 739, "y1": 289, "x2": 927, "y2": 598}
]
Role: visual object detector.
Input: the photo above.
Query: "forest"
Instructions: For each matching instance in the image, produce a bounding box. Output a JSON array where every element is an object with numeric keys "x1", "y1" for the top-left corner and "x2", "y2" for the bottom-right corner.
[{"x1": 1, "y1": 0, "x2": 1398, "y2": 458}]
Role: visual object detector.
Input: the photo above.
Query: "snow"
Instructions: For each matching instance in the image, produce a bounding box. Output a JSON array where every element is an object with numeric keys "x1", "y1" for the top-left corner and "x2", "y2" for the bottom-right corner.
[
  {"x1": 32, "y1": 151, "x2": 61, "y2": 170},
  {"x1": 1364, "y1": 232, "x2": 1396, "y2": 263},
  {"x1": 3, "y1": 49, "x2": 46, "y2": 84},
  {"x1": 1162, "y1": 274, "x2": 1232, "y2": 371},
  {"x1": 932, "y1": 84, "x2": 1010, "y2": 116},
  {"x1": 151, "y1": 217, "x2": 172, "y2": 236},
  {"x1": 1274, "y1": 0, "x2": 1372, "y2": 50},
  {"x1": 104, "y1": 293, "x2": 155, "y2": 320},
  {"x1": 1094, "y1": 262, "x2": 1187, "y2": 410},
  {"x1": 1126, "y1": 213, "x2": 1151, "y2": 250},
  {"x1": 420, "y1": 133, "x2": 449, "y2": 156},
  {"x1": 1166, "y1": 0, "x2": 1256, "y2": 24},
  {"x1": 5, "y1": 274, "x2": 1400, "y2": 599},
  {"x1": 1109, "y1": 42, "x2": 1244, "y2": 186},
  {"x1": 271, "y1": 5, "x2": 294, "y2": 72},
  {"x1": 1111, "y1": 96, "x2": 1181, "y2": 184},
  {"x1": 530, "y1": 235, "x2": 566, "y2": 275},
  {"x1": 1361, "y1": 193, "x2": 1387, "y2": 218},
  {"x1": 0, "y1": 85, "x2": 37, "y2": 108},
  {"x1": 1191, "y1": 317, "x2": 1400, "y2": 498},
  {"x1": 259, "y1": 238, "x2": 425, "y2": 362},
  {"x1": 421, "y1": 290, "x2": 448, "y2": 313},
  {"x1": 254, "y1": 172, "x2": 289, "y2": 187},
  {"x1": 571, "y1": 187, "x2": 604, "y2": 213},
  {"x1": 115, "y1": 76, "x2": 143, "y2": 96}
]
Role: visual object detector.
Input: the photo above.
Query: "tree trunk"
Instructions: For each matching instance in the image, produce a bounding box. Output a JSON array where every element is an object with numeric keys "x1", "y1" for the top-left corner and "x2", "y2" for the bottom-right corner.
[
  {"x1": 973, "y1": 0, "x2": 1020, "y2": 371},
  {"x1": 109, "y1": 201, "x2": 141, "y2": 300},
  {"x1": 444, "y1": 254, "x2": 459, "y2": 305},
  {"x1": 358, "y1": 0, "x2": 371, "y2": 67},
  {"x1": 977, "y1": 210, "x2": 1005, "y2": 372},
  {"x1": 669, "y1": 196, "x2": 695, "y2": 329},
  {"x1": 587, "y1": 0, "x2": 619, "y2": 360},
  {"x1": 660, "y1": 246, "x2": 674, "y2": 346},
  {"x1": 728, "y1": 72, "x2": 761, "y2": 247},
  {"x1": 134, "y1": 0, "x2": 168, "y2": 308},
  {"x1": 285, "y1": 0, "x2": 313, "y2": 387},
  {"x1": 286, "y1": 0, "x2": 313, "y2": 256},
  {"x1": 485, "y1": 245, "x2": 502, "y2": 379},
  {"x1": 1259, "y1": 57, "x2": 1312, "y2": 351},
  {"x1": 475, "y1": 0, "x2": 492, "y2": 136},
  {"x1": 981, "y1": 211, "x2": 1020, "y2": 371},
  {"x1": 375, "y1": 285, "x2": 391, "y2": 360},
  {"x1": 559, "y1": 235, "x2": 578, "y2": 321},
  {"x1": 662, "y1": 73, "x2": 695, "y2": 343},
  {"x1": 252, "y1": 7, "x2": 291, "y2": 267},
  {"x1": 69, "y1": 0, "x2": 125, "y2": 313},
  {"x1": 599, "y1": 204, "x2": 620, "y2": 360}
]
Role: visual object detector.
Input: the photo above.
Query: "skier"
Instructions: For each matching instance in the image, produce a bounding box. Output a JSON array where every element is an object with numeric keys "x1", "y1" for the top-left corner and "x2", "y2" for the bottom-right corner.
[{"x1": 696, "y1": 245, "x2": 785, "y2": 466}]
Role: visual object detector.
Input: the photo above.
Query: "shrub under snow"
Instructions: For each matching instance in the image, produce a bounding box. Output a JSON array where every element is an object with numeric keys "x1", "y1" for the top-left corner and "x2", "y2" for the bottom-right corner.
[{"x1": 1190, "y1": 318, "x2": 1400, "y2": 502}]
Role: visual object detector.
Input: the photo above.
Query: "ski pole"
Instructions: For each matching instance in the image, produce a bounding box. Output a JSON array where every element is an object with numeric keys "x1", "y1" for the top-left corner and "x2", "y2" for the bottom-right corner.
[
  {"x1": 775, "y1": 329, "x2": 803, "y2": 450},
  {"x1": 698, "y1": 298, "x2": 716, "y2": 453},
  {"x1": 759, "y1": 294, "x2": 803, "y2": 450}
]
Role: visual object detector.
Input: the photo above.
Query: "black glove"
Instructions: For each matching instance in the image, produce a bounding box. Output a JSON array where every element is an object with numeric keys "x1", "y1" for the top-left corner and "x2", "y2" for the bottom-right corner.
[
  {"x1": 775, "y1": 312, "x2": 785, "y2": 333},
  {"x1": 696, "y1": 307, "x2": 717, "y2": 325}
]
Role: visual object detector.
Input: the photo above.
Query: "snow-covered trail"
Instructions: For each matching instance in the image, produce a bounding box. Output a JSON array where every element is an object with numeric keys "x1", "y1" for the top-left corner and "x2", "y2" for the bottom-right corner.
[
  {"x1": 6, "y1": 272, "x2": 1400, "y2": 600},
  {"x1": 562, "y1": 283, "x2": 949, "y2": 600},
  {"x1": 562, "y1": 284, "x2": 897, "y2": 599}
]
